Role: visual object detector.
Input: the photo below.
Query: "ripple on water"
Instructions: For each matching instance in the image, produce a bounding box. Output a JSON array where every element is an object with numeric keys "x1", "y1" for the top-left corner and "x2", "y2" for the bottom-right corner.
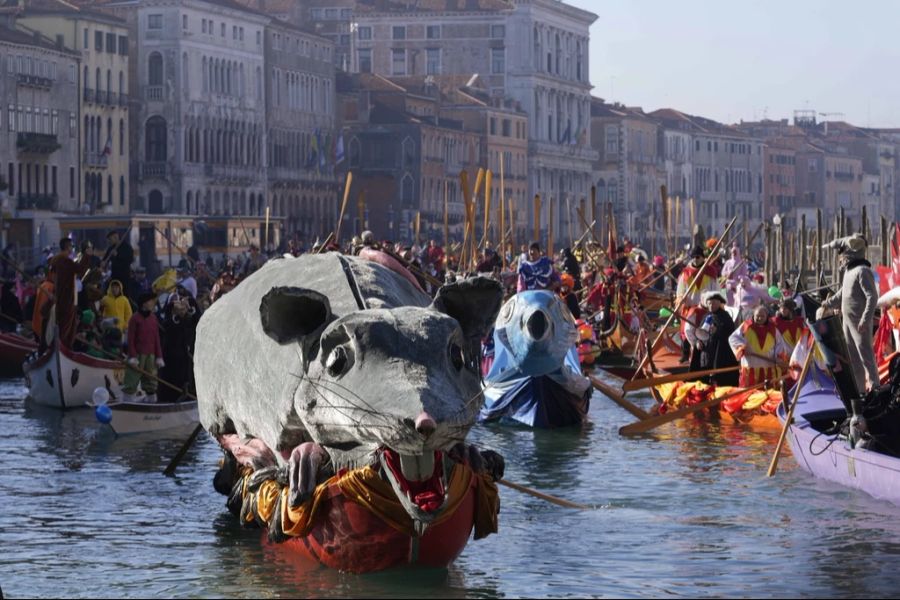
[{"x1": 3, "y1": 379, "x2": 900, "y2": 597}]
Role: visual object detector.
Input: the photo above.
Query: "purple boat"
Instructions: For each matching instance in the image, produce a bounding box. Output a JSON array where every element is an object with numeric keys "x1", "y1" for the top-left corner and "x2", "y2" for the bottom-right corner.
[{"x1": 779, "y1": 377, "x2": 900, "y2": 507}]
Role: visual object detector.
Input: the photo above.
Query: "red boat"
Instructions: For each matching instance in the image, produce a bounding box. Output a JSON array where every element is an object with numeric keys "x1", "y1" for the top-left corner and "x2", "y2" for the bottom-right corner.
[
  {"x1": 0, "y1": 331, "x2": 37, "y2": 376},
  {"x1": 232, "y1": 452, "x2": 499, "y2": 573}
]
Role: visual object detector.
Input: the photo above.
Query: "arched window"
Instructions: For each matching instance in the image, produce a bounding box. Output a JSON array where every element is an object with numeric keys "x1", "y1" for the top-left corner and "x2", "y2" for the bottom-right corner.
[
  {"x1": 148, "y1": 189, "x2": 164, "y2": 214},
  {"x1": 107, "y1": 175, "x2": 113, "y2": 205},
  {"x1": 119, "y1": 176, "x2": 125, "y2": 206},
  {"x1": 145, "y1": 116, "x2": 167, "y2": 161},
  {"x1": 182, "y1": 53, "x2": 189, "y2": 92},
  {"x1": 401, "y1": 174, "x2": 414, "y2": 208},
  {"x1": 148, "y1": 52, "x2": 163, "y2": 86},
  {"x1": 83, "y1": 65, "x2": 88, "y2": 91},
  {"x1": 119, "y1": 71, "x2": 124, "y2": 95},
  {"x1": 186, "y1": 190, "x2": 193, "y2": 215},
  {"x1": 119, "y1": 118, "x2": 124, "y2": 156},
  {"x1": 202, "y1": 57, "x2": 208, "y2": 92},
  {"x1": 106, "y1": 117, "x2": 112, "y2": 153},
  {"x1": 95, "y1": 67, "x2": 101, "y2": 91},
  {"x1": 106, "y1": 69, "x2": 112, "y2": 100}
]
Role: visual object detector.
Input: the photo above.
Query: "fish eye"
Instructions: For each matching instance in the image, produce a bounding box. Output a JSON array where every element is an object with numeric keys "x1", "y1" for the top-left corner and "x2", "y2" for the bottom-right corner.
[
  {"x1": 449, "y1": 343, "x2": 464, "y2": 371},
  {"x1": 325, "y1": 346, "x2": 349, "y2": 377}
]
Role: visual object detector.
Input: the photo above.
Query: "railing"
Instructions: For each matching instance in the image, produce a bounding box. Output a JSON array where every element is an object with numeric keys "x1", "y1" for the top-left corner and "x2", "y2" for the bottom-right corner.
[
  {"x1": 145, "y1": 86, "x2": 163, "y2": 101},
  {"x1": 118, "y1": 93, "x2": 129, "y2": 107},
  {"x1": 85, "y1": 152, "x2": 109, "y2": 168},
  {"x1": 204, "y1": 164, "x2": 260, "y2": 181},
  {"x1": 16, "y1": 132, "x2": 60, "y2": 154},
  {"x1": 83, "y1": 87, "x2": 95, "y2": 103},
  {"x1": 141, "y1": 162, "x2": 167, "y2": 178},
  {"x1": 17, "y1": 193, "x2": 58, "y2": 211},
  {"x1": 17, "y1": 73, "x2": 52, "y2": 88}
]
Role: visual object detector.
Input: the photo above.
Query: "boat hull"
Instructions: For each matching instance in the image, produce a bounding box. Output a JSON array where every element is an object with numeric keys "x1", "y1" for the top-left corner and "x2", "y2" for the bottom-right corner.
[
  {"x1": 24, "y1": 339, "x2": 124, "y2": 409},
  {"x1": 101, "y1": 400, "x2": 199, "y2": 435},
  {"x1": 780, "y1": 381, "x2": 900, "y2": 506},
  {"x1": 264, "y1": 473, "x2": 478, "y2": 573}
]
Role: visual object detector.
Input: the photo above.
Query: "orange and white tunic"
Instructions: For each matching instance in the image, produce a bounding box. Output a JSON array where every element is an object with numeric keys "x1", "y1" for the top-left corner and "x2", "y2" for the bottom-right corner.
[
  {"x1": 676, "y1": 264, "x2": 719, "y2": 309},
  {"x1": 728, "y1": 320, "x2": 790, "y2": 387},
  {"x1": 772, "y1": 315, "x2": 807, "y2": 352}
]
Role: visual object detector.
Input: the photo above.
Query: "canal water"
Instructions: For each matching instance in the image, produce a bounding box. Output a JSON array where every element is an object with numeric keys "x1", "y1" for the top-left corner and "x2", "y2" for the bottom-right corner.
[{"x1": 3, "y1": 374, "x2": 900, "y2": 598}]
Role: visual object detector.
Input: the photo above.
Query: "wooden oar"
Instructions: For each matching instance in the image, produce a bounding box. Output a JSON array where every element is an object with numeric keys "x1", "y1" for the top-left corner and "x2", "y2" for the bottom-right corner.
[
  {"x1": 622, "y1": 365, "x2": 741, "y2": 392},
  {"x1": 629, "y1": 216, "x2": 738, "y2": 383},
  {"x1": 767, "y1": 348, "x2": 815, "y2": 477},
  {"x1": 588, "y1": 374, "x2": 650, "y2": 420},
  {"x1": 498, "y1": 478, "x2": 593, "y2": 510},
  {"x1": 619, "y1": 379, "x2": 779, "y2": 436}
]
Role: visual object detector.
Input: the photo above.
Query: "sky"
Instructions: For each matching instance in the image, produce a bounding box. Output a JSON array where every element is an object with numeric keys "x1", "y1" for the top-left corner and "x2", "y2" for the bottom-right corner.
[{"x1": 567, "y1": 0, "x2": 900, "y2": 128}]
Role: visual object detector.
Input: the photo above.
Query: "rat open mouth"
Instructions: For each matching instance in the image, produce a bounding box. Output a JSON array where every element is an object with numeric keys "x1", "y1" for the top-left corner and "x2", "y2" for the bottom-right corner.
[{"x1": 380, "y1": 448, "x2": 447, "y2": 515}]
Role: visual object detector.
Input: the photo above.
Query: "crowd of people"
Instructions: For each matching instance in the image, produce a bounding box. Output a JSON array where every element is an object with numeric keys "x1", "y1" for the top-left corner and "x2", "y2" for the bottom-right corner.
[{"x1": 0, "y1": 223, "x2": 888, "y2": 407}]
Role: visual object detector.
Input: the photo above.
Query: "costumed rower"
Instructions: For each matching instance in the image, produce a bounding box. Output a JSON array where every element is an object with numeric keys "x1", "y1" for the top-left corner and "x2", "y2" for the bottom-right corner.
[
  {"x1": 517, "y1": 242, "x2": 560, "y2": 292},
  {"x1": 729, "y1": 305, "x2": 790, "y2": 387},
  {"x1": 820, "y1": 233, "x2": 880, "y2": 392},
  {"x1": 688, "y1": 290, "x2": 739, "y2": 386},
  {"x1": 772, "y1": 297, "x2": 806, "y2": 352},
  {"x1": 675, "y1": 245, "x2": 720, "y2": 362},
  {"x1": 48, "y1": 238, "x2": 89, "y2": 348}
]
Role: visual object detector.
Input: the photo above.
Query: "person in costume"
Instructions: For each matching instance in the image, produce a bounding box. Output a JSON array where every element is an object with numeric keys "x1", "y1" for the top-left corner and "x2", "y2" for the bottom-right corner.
[
  {"x1": 772, "y1": 297, "x2": 806, "y2": 352},
  {"x1": 820, "y1": 233, "x2": 879, "y2": 392},
  {"x1": 123, "y1": 292, "x2": 164, "y2": 403},
  {"x1": 729, "y1": 305, "x2": 790, "y2": 387},
  {"x1": 688, "y1": 290, "x2": 739, "y2": 386},
  {"x1": 676, "y1": 246, "x2": 719, "y2": 361},
  {"x1": 517, "y1": 242, "x2": 560, "y2": 292}
]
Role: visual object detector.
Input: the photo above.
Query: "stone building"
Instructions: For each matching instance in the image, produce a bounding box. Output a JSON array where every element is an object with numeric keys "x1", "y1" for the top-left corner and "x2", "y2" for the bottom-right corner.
[
  {"x1": 351, "y1": 0, "x2": 597, "y2": 245},
  {"x1": 264, "y1": 18, "x2": 339, "y2": 243},
  {"x1": 102, "y1": 0, "x2": 270, "y2": 218},
  {"x1": 18, "y1": 5, "x2": 131, "y2": 214},
  {"x1": 0, "y1": 25, "x2": 80, "y2": 217}
]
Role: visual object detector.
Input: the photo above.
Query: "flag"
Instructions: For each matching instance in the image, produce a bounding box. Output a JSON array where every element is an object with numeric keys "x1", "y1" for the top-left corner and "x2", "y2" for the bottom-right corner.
[
  {"x1": 317, "y1": 131, "x2": 325, "y2": 172},
  {"x1": 335, "y1": 134, "x2": 345, "y2": 165},
  {"x1": 559, "y1": 122, "x2": 571, "y2": 145},
  {"x1": 890, "y1": 223, "x2": 900, "y2": 290},
  {"x1": 102, "y1": 133, "x2": 112, "y2": 156}
]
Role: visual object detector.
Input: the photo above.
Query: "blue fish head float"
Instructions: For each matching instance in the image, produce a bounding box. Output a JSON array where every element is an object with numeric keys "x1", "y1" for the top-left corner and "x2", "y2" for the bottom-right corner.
[{"x1": 493, "y1": 290, "x2": 578, "y2": 376}]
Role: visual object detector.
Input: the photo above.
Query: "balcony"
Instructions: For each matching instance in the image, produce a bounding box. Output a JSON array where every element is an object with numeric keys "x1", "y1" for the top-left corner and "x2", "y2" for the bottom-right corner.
[
  {"x1": 17, "y1": 73, "x2": 52, "y2": 89},
  {"x1": 204, "y1": 163, "x2": 260, "y2": 183},
  {"x1": 834, "y1": 171, "x2": 855, "y2": 182},
  {"x1": 529, "y1": 139, "x2": 598, "y2": 163},
  {"x1": 83, "y1": 87, "x2": 95, "y2": 103},
  {"x1": 17, "y1": 193, "x2": 58, "y2": 211},
  {"x1": 141, "y1": 162, "x2": 167, "y2": 178},
  {"x1": 16, "y1": 132, "x2": 60, "y2": 154},
  {"x1": 85, "y1": 152, "x2": 109, "y2": 168},
  {"x1": 118, "y1": 93, "x2": 129, "y2": 107},
  {"x1": 145, "y1": 86, "x2": 163, "y2": 101}
]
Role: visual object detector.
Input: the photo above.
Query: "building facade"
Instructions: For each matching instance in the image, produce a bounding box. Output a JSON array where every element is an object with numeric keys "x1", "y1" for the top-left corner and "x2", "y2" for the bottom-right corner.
[
  {"x1": 264, "y1": 18, "x2": 339, "y2": 243},
  {"x1": 0, "y1": 26, "x2": 80, "y2": 215},
  {"x1": 19, "y1": 8, "x2": 131, "y2": 214},
  {"x1": 351, "y1": 0, "x2": 597, "y2": 245},
  {"x1": 104, "y1": 0, "x2": 270, "y2": 220}
]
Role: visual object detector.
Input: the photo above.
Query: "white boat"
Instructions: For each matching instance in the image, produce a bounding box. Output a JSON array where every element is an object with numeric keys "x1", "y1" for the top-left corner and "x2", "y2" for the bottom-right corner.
[
  {"x1": 24, "y1": 336, "x2": 125, "y2": 409},
  {"x1": 94, "y1": 399, "x2": 199, "y2": 435}
]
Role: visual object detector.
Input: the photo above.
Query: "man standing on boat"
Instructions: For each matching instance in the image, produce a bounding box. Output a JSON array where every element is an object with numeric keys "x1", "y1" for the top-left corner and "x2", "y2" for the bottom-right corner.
[
  {"x1": 49, "y1": 238, "x2": 89, "y2": 348},
  {"x1": 676, "y1": 246, "x2": 720, "y2": 362},
  {"x1": 772, "y1": 298, "x2": 806, "y2": 353},
  {"x1": 689, "y1": 290, "x2": 740, "y2": 386},
  {"x1": 820, "y1": 234, "x2": 880, "y2": 392},
  {"x1": 103, "y1": 230, "x2": 134, "y2": 299},
  {"x1": 517, "y1": 242, "x2": 560, "y2": 292},
  {"x1": 729, "y1": 305, "x2": 790, "y2": 387}
]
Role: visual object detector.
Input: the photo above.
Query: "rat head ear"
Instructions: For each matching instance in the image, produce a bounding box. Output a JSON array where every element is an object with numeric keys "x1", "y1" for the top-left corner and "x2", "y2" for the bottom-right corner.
[
  {"x1": 259, "y1": 286, "x2": 333, "y2": 344},
  {"x1": 431, "y1": 276, "x2": 503, "y2": 354}
]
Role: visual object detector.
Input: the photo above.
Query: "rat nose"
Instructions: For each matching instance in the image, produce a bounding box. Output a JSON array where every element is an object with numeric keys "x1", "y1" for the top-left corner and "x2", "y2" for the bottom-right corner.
[
  {"x1": 526, "y1": 310, "x2": 548, "y2": 340},
  {"x1": 415, "y1": 412, "x2": 436, "y2": 438}
]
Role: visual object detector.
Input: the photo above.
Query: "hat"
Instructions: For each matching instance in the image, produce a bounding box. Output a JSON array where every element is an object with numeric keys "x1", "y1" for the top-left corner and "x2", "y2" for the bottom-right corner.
[
  {"x1": 823, "y1": 234, "x2": 867, "y2": 259},
  {"x1": 653, "y1": 255, "x2": 665, "y2": 267},
  {"x1": 702, "y1": 289, "x2": 727, "y2": 304},
  {"x1": 690, "y1": 246, "x2": 706, "y2": 258},
  {"x1": 560, "y1": 273, "x2": 575, "y2": 289},
  {"x1": 706, "y1": 237, "x2": 718, "y2": 250}
]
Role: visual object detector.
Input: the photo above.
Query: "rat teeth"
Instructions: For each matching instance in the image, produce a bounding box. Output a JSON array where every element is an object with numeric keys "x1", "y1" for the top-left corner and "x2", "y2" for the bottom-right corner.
[{"x1": 399, "y1": 452, "x2": 435, "y2": 482}]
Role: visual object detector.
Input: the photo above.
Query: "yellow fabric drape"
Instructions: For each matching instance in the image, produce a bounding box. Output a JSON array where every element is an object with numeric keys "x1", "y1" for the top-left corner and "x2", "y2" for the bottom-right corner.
[{"x1": 239, "y1": 462, "x2": 499, "y2": 541}]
